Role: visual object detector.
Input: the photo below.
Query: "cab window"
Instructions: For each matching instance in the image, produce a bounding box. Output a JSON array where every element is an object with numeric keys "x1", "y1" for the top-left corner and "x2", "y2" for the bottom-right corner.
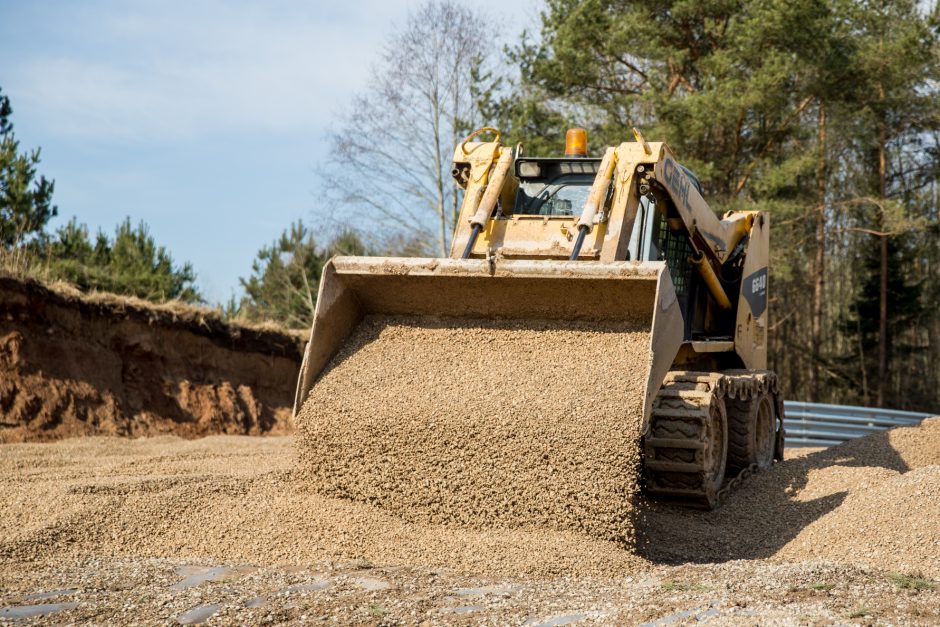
[{"x1": 512, "y1": 174, "x2": 594, "y2": 216}]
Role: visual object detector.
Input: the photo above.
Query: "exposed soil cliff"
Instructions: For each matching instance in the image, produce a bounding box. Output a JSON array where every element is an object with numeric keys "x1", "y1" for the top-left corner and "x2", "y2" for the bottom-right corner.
[{"x1": 0, "y1": 276, "x2": 303, "y2": 442}]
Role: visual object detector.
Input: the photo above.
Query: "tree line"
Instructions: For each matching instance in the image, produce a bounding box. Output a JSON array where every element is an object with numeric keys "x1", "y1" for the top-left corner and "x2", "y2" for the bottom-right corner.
[{"x1": 1, "y1": 87, "x2": 201, "y2": 302}]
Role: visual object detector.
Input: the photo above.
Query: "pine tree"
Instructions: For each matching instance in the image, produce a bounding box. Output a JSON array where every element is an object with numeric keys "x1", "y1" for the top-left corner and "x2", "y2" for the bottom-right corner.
[
  {"x1": 838, "y1": 0, "x2": 939, "y2": 406},
  {"x1": 0, "y1": 87, "x2": 57, "y2": 252},
  {"x1": 235, "y1": 222, "x2": 369, "y2": 328},
  {"x1": 45, "y1": 217, "x2": 201, "y2": 303},
  {"x1": 840, "y1": 236, "x2": 924, "y2": 408}
]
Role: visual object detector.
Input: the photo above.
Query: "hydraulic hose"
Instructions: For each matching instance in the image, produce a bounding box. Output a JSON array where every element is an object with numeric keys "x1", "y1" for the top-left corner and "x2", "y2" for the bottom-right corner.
[
  {"x1": 461, "y1": 148, "x2": 514, "y2": 259},
  {"x1": 462, "y1": 224, "x2": 482, "y2": 259},
  {"x1": 569, "y1": 226, "x2": 589, "y2": 260},
  {"x1": 570, "y1": 147, "x2": 617, "y2": 261}
]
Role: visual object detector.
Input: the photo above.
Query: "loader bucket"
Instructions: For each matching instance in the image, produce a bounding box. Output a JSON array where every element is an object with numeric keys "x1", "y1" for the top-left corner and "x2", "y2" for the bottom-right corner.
[{"x1": 293, "y1": 256, "x2": 684, "y2": 433}]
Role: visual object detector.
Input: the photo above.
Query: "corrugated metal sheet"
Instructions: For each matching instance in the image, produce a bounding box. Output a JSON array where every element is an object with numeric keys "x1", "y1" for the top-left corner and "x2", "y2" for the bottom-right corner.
[{"x1": 783, "y1": 401, "x2": 933, "y2": 448}]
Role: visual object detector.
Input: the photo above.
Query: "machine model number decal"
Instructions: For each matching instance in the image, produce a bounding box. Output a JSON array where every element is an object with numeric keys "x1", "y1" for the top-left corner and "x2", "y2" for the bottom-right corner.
[{"x1": 743, "y1": 268, "x2": 768, "y2": 317}]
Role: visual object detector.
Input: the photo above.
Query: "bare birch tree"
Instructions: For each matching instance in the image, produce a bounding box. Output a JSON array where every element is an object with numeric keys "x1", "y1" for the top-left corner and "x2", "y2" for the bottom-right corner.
[{"x1": 323, "y1": 1, "x2": 493, "y2": 256}]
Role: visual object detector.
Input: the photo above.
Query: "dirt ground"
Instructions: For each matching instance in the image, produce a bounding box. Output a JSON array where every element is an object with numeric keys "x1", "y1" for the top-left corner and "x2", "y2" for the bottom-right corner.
[
  {"x1": 0, "y1": 276, "x2": 302, "y2": 442},
  {"x1": 2, "y1": 421, "x2": 938, "y2": 625}
]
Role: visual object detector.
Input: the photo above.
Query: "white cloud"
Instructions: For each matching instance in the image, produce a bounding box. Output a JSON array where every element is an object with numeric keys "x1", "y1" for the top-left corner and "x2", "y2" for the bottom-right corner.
[
  {"x1": 6, "y1": 0, "x2": 535, "y2": 143},
  {"x1": 8, "y1": 0, "x2": 400, "y2": 141}
]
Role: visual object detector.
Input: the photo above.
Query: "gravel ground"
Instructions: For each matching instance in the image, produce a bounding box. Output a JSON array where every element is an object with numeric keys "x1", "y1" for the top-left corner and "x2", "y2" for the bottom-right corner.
[
  {"x1": 1, "y1": 420, "x2": 939, "y2": 625},
  {"x1": 1, "y1": 553, "x2": 938, "y2": 625}
]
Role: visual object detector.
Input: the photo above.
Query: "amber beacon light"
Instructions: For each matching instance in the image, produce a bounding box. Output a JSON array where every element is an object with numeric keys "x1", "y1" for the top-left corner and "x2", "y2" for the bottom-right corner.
[{"x1": 564, "y1": 128, "x2": 588, "y2": 157}]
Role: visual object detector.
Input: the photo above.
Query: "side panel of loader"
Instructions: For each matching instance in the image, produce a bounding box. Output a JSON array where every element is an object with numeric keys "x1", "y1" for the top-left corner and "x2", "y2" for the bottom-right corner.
[{"x1": 734, "y1": 214, "x2": 770, "y2": 370}]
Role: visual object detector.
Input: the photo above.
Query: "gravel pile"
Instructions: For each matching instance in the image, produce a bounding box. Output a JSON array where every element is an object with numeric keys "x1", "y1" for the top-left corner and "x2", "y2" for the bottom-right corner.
[
  {"x1": 296, "y1": 315, "x2": 652, "y2": 544},
  {"x1": 850, "y1": 415, "x2": 940, "y2": 469},
  {"x1": 779, "y1": 465, "x2": 940, "y2": 577},
  {"x1": 0, "y1": 436, "x2": 645, "y2": 577},
  {"x1": 638, "y1": 417, "x2": 940, "y2": 573},
  {"x1": 774, "y1": 417, "x2": 940, "y2": 577}
]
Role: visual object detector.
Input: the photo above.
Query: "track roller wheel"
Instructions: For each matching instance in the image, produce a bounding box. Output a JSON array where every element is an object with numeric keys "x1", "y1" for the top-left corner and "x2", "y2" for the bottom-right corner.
[
  {"x1": 726, "y1": 391, "x2": 776, "y2": 472},
  {"x1": 722, "y1": 370, "x2": 783, "y2": 472}
]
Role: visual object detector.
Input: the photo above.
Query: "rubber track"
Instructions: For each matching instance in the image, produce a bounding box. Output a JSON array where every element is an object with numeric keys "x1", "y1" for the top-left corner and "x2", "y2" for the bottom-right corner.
[
  {"x1": 644, "y1": 370, "x2": 783, "y2": 508},
  {"x1": 726, "y1": 396, "x2": 755, "y2": 472},
  {"x1": 644, "y1": 372, "x2": 726, "y2": 508}
]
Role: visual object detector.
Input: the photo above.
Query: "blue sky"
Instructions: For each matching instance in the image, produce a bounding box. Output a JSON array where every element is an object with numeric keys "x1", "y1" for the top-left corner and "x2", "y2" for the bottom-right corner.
[{"x1": 0, "y1": 0, "x2": 533, "y2": 302}]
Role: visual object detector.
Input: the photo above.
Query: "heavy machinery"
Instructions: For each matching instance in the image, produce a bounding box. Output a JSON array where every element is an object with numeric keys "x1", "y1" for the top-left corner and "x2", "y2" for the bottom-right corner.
[{"x1": 294, "y1": 126, "x2": 784, "y2": 509}]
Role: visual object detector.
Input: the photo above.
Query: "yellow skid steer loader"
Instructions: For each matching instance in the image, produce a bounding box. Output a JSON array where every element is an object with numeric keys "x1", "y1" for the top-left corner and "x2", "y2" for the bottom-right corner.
[{"x1": 294, "y1": 127, "x2": 783, "y2": 511}]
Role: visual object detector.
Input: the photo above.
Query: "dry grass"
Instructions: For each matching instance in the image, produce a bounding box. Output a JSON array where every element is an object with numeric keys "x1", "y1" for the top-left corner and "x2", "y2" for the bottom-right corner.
[
  {"x1": 0, "y1": 246, "x2": 42, "y2": 281},
  {"x1": 0, "y1": 268, "x2": 307, "y2": 342}
]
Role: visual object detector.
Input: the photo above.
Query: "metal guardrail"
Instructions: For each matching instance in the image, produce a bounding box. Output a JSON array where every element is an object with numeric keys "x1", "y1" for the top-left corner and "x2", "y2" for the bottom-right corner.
[{"x1": 783, "y1": 400, "x2": 933, "y2": 448}]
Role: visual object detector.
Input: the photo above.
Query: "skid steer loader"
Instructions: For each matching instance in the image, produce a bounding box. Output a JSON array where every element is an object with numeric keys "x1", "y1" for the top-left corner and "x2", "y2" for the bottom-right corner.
[{"x1": 294, "y1": 127, "x2": 784, "y2": 509}]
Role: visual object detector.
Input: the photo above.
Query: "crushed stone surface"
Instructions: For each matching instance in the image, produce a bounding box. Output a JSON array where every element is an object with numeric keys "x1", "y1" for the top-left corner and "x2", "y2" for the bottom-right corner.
[
  {"x1": 2, "y1": 556, "x2": 938, "y2": 626},
  {"x1": 1, "y1": 419, "x2": 939, "y2": 624},
  {"x1": 297, "y1": 315, "x2": 652, "y2": 544}
]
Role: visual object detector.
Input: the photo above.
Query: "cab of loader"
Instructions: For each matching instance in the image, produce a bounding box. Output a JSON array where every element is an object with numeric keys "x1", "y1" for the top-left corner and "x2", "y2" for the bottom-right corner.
[
  {"x1": 509, "y1": 158, "x2": 601, "y2": 217},
  {"x1": 508, "y1": 155, "x2": 664, "y2": 260},
  {"x1": 488, "y1": 136, "x2": 722, "y2": 349},
  {"x1": 512, "y1": 161, "x2": 705, "y2": 339},
  {"x1": 504, "y1": 154, "x2": 704, "y2": 323},
  {"x1": 503, "y1": 142, "x2": 704, "y2": 268}
]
